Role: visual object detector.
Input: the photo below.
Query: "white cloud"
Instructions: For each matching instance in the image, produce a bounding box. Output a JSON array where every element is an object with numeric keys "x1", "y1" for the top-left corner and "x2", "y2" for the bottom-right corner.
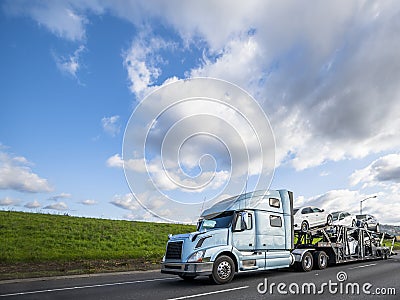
[
  {"x1": 123, "y1": 32, "x2": 175, "y2": 98},
  {"x1": 106, "y1": 153, "x2": 146, "y2": 172},
  {"x1": 47, "y1": 193, "x2": 71, "y2": 201},
  {"x1": 101, "y1": 115, "x2": 121, "y2": 137},
  {"x1": 110, "y1": 192, "x2": 191, "y2": 223},
  {"x1": 4, "y1": 0, "x2": 88, "y2": 41},
  {"x1": 350, "y1": 154, "x2": 400, "y2": 186},
  {"x1": 110, "y1": 193, "x2": 140, "y2": 211},
  {"x1": 0, "y1": 196, "x2": 21, "y2": 206},
  {"x1": 43, "y1": 201, "x2": 68, "y2": 211},
  {"x1": 24, "y1": 200, "x2": 41, "y2": 209},
  {"x1": 53, "y1": 45, "x2": 85, "y2": 78},
  {"x1": 80, "y1": 199, "x2": 97, "y2": 205},
  {"x1": 0, "y1": 151, "x2": 52, "y2": 193}
]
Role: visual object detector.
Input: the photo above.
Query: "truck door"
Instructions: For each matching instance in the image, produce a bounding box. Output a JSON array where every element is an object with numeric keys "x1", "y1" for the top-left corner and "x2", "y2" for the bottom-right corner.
[{"x1": 232, "y1": 211, "x2": 255, "y2": 251}]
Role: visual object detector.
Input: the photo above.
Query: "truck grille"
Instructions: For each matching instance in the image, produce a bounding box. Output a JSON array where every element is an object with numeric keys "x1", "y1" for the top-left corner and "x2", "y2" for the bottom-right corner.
[{"x1": 165, "y1": 241, "x2": 183, "y2": 259}]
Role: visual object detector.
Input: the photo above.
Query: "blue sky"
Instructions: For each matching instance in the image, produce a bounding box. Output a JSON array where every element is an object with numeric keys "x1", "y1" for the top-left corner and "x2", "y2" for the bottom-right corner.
[{"x1": 1, "y1": 1, "x2": 400, "y2": 224}]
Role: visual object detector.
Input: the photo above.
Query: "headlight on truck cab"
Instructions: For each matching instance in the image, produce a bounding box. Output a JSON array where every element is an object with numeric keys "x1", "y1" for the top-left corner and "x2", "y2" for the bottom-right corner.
[{"x1": 187, "y1": 250, "x2": 205, "y2": 262}]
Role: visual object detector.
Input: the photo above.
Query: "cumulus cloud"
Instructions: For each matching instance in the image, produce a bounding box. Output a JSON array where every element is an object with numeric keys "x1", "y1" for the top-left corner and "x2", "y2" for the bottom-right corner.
[
  {"x1": 110, "y1": 192, "x2": 184, "y2": 222},
  {"x1": 47, "y1": 193, "x2": 71, "y2": 201},
  {"x1": 123, "y1": 32, "x2": 175, "y2": 98},
  {"x1": 350, "y1": 154, "x2": 400, "y2": 192},
  {"x1": 101, "y1": 115, "x2": 121, "y2": 137},
  {"x1": 80, "y1": 199, "x2": 97, "y2": 205},
  {"x1": 24, "y1": 200, "x2": 41, "y2": 209},
  {"x1": 43, "y1": 201, "x2": 68, "y2": 211},
  {"x1": 0, "y1": 151, "x2": 52, "y2": 193},
  {"x1": 3, "y1": 0, "x2": 88, "y2": 41},
  {"x1": 0, "y1": 196, "x2": 21, "y2": 206},
  {"x1": 53, "y1": 45, "x2": 85, "y2": 78},
  {"x1": 106, "y1": 153, "x2": 146, "y2": 172}
]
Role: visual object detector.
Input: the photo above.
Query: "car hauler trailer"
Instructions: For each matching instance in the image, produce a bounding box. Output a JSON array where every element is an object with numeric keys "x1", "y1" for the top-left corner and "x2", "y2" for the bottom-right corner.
[{"x1": 161, "y1": 190, "x2": 392, "y2": 284}]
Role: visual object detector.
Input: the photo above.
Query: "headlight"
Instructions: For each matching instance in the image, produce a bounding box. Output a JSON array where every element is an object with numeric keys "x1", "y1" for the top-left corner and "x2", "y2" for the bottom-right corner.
[{"x1": 187, "y1": 250, "x2": 205, "y2": 262}]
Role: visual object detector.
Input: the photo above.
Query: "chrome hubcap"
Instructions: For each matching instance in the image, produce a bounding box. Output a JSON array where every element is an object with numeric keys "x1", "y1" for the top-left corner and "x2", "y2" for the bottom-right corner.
[
  {"x1": 320, "y1": 255, "x2": 326, "y2": 267},
  {"x1": 304, "y1": 256, "x2": 312, "y2": 269},
  {"x1": 217, "y1": 261, "x2": 231, "y2": 279}
]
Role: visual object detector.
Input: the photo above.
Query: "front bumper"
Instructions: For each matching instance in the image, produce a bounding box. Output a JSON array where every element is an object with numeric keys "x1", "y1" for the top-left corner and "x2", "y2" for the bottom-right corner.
[{"x1": 161, "y1": 262, "x2": 213, "y2": 276}]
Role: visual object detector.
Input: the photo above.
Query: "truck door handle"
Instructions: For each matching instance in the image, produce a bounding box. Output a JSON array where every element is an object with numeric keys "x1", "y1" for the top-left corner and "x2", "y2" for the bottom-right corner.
[{"x1": 249, "y1": 243, "x2": 253, "y2": 246}]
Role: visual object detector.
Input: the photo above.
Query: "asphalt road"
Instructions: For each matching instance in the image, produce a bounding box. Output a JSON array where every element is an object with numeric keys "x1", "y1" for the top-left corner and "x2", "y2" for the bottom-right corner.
[{"x1": 1, "y1": 258, "x2": 399, "y2": 300}]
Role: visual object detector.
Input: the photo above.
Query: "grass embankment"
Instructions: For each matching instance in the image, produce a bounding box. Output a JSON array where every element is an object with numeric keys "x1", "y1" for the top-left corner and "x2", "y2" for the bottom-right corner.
[{"x1": 0, "y1": 211, "x2": 195, "y2": 280}]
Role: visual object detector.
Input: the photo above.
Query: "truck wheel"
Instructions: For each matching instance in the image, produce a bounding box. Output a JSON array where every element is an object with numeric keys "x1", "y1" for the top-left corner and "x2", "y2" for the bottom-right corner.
[
  {"x1": 301, "y1": 221, "x2": 309, "y2": 233},
  {"x1": 326, "y1": 215, "x2": 333, "y2": 226},
  {"x1": 313, "y1": 251, "x2": 328, "y2": 270},
  {"x1": 179, "y1": 274, "x2": 197, "y2": 281},
  {"x1": 295, "y1": 251, "x2": 313, "y2": 272},
  {"x1": 209, "y1": 255, "x2": 235, "y2": 284}
]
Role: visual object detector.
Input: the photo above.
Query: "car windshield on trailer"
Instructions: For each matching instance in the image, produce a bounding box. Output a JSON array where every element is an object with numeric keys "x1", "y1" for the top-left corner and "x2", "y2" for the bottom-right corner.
[{"x1": 331, "y1": 212, "x2": 340, "y2": 221}]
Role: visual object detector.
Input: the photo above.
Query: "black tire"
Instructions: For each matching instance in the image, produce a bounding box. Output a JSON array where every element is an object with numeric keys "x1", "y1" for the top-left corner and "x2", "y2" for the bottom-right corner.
[
  {"x1": 326, "y1": 214, "x2": 333, "y2": 226},
  {"x1": 351, "y1": 220, "x2": 356, "y2": 227},
  {"x1": 364, "y1": 223, "x2": 368, "y2": 230},
  {"x1": 376, "y1": 224, "x2": 380, "y2": 233},
  {"x1": 295, "y1": 251, "x2": 313, "y2": 272},
  {"x1": 313, "y1": 251, "x2": 328, "y2": 270},
  {"x1": 301, "y1": 221, "x2": 309, "y2": 233},
  {"x1": 209, "y1": 255, "x2": 235, "y2": 284},
  {"x1": 179, "y1": 274, "x2": 197, "y2": 281}
]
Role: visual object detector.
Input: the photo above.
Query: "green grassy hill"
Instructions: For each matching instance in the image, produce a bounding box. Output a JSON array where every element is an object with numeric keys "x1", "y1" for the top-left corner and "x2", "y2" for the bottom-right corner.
[{"x1": 0, "y1": 211, "x2": 196, "y2": 279}]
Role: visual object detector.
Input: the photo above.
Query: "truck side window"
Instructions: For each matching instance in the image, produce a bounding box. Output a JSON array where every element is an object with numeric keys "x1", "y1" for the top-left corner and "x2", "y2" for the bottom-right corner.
[
  {"x1": 270, "y1": 215, "x2": 282, "y2": 227},
  {"x1": 246, "y1": 213, "x2": 253, "y2": 230},
  {"x1": 269, "y1": 198, "x2": 280, "y2": 208}
]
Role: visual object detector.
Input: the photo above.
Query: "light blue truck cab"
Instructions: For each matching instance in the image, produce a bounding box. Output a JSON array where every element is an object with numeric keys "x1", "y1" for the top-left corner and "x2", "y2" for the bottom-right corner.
[{"x1": 161, "y1": 189, "x2": 295, "y2": 284}]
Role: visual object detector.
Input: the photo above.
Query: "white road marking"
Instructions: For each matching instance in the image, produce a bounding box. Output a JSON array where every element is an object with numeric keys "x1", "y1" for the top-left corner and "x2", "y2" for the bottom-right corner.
[
  {"x1": 348, "y1": 263, "x2": 377, "y2": 270},
  {"x1": 166, "y1": 286, "x2": 249, "y2": 300},
  {"x1": 0, "y1": 277, "x2": 176, "y2": 297}
]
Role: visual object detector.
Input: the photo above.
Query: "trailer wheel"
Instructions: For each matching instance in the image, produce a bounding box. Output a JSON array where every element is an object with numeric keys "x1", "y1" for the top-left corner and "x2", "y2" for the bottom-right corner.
[
  {"x1": 313, "y1": 251, "x2": 328, "y2": 270},
  {"x1": 351, "y1": 220, "x2": 356, "y2": 227},
  {"x1": 179, "y1": 274, "x2": 197, "y2": 281},
  {"x1": 295, "y1": 251, "x2": 313, "y2": 272},
  {"x1": 209, "y1": 255, "x2": 235, "y2": 284},
  {"x1": 301, "y1": 221, "x2": 309, "y2": 233}
]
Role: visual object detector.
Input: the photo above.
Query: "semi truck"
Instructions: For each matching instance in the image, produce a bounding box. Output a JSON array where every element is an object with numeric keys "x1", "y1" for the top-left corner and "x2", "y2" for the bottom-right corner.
[{"x1": 161, "y1": 190, "x2": 392, "y2": 284}]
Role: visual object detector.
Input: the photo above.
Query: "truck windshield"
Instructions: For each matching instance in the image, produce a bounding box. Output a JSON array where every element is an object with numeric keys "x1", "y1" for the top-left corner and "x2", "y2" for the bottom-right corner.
[{"x1": 198, "y1": 211, "x2": 234, "y2": 231}]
